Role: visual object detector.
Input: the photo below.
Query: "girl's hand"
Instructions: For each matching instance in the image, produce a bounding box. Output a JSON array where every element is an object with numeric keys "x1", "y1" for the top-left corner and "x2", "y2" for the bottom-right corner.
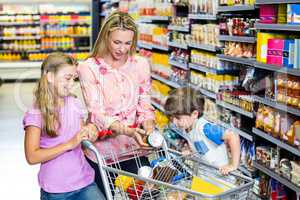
[
  {"x1": 126, "y1": 127, "x2": 149, "y2": 147},
  {"x1": 219, "y1": 164, "x2": 238, "y2": 175},
  {"x1": 67, "y1": 131, "x2": 89, "y2": 150},
  {"x1": 81, "y1": 123, "x2": 98, "y2": 142}
]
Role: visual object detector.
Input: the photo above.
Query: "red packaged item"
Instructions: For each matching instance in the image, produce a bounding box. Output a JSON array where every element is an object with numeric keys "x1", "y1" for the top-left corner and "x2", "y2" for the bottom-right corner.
[{"x1": 127, "y1": 180, "x2": 145, "y2": 200}]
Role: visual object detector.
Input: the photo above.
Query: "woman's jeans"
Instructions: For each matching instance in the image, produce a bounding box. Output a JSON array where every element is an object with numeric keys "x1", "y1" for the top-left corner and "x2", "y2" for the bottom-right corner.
[{"x1": 40, "y1": 182, "x2": 106, "y2": 200}]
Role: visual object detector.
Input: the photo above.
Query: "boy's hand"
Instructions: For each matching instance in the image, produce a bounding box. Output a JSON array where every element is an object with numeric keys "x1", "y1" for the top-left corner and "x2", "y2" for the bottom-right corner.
[
  {"x1": 219, "y1": 164, "x2": 238, "y2": 175},
  {"x1": 126, "y1": 127, "x2": 149, "y2": 147}
]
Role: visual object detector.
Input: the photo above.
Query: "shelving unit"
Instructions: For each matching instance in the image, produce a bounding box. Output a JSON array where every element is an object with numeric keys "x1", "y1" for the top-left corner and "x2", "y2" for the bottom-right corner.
[
  {"x1": 167, "y1": 41, "x2": 188, "y2": 49},
  {"x1": 254, "y1": 161, "x2": 300, "y2": 193},
  {"x1": 256, "y1": 0, "x2": 300, "y2": 4},
  {"x1": 188, "y1": 42, "x2": 217, "y2": 52},
  {"x1": 253, "y1": 128, "x2": 300, "y2": 157},
  {"x1": 218, "y1": 35, "x2": 256, "y2": 43},
  {"x1": 216, "y1": 100, "x2": 254, "y2": 118},
  {"x1": 190, "y1": 84, "x2": 217, "y2": 99},
  {"x1": 168, "y1": 59, "x2": 188, "y2": 70},
  {"x1": 217, "y1": 54, "x2": 254, "y2": 66},
  {"x1": 0, "y1": 2, "x2": 92, "y2": 80},
  {"x1": 189, "y1": 62, "x2": 238, "y2": 75},
  {"x1": 188, "y1": 14, "x2": 217, "y2": 21},
  {"x1": 253, "y1": 61, "x2": 300, "y2": 76},
  {"x1": 218, "y1": 5, "x2": 256, "y2": 12},
  {"x1": 254, "y1": 95, "x2": 300, "y2": 117},
  {"x1": 255, "y1": 23, "x2": 300, "y2": 31},
  {"x1": 167, "y1": 25, "x2": 189, "y2": 32},
  {"x1": 151, "y1": 74, "x2": 181, "y2": 89}
]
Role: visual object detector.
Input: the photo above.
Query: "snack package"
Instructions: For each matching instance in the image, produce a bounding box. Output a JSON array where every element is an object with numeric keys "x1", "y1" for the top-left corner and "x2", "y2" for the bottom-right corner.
[
  {"x1": 256, "y1": 105, "x2": 265, "y2": 129},
  {"x1": 263, "y1": 106, "x2": 275, "y2": 134}
]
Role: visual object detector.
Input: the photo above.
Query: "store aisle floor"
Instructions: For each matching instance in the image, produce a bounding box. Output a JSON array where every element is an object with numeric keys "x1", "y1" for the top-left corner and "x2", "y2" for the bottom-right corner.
[
  {"x1": 0, "y1": 82, "x2": 39, "y2": 199},
  {"x1": 0, "y1": 82, "x2": 84, "y2": 199}
]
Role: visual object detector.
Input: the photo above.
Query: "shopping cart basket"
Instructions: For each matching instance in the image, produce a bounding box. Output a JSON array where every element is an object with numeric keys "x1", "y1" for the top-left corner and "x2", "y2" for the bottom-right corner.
[{"x1": 82, "y1": 140, "x2": 253, "y2": 200}]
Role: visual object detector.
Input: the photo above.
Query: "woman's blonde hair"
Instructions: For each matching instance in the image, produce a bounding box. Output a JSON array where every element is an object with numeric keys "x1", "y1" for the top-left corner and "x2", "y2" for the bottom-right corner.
[
  {"x1": 90, "y1": 11, "x2": 138, "y2": 58},
  {"x1": 35, "y1": 53, "x2": 78, "y2": 137}
]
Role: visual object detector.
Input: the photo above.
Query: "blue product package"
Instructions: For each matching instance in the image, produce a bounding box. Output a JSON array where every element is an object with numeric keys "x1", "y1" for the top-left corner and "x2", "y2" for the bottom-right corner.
[
  {"x1": 283, "y1": 39, "x2": 295, "y2": 68},
  {"x1": 294, "y1": 39, "x2": 300, "y2": 69},
  {"x1": 288, "y1": 4, "x2": 300, "y2": 24}
]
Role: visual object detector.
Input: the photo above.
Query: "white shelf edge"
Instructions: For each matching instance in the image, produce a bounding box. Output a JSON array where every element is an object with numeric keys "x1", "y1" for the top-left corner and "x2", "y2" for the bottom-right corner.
[
  {"x1": 168, "y1": 41, "x2": 188, "y2": 49},
  {"x1": 168, "y1": 59, "x2": 188, "y2": 70},
  {"x1": 151, "y1": 74, "x2": 181, "y2": 88},
  {"x1": 218, "y1": 35, "x2": 256, "y2": 43}
]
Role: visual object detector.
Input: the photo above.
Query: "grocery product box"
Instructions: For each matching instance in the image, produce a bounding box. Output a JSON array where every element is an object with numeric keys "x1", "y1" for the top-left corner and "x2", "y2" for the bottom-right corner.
[
  {"x1": 259, "y1": 4, "x2": 278, "y2": 24},
  {"x1": 267, "y1": 39, "x2": 294, "y2": 68},
  {"x1": 288, "y1": 4, "x2": 300, "y2": 24}
]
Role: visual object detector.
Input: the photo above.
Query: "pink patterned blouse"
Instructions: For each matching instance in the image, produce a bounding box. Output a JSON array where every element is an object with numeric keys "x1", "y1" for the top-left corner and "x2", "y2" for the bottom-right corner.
[{"x1": 78, "y1": 55, "x2": 155, "y2": 162}]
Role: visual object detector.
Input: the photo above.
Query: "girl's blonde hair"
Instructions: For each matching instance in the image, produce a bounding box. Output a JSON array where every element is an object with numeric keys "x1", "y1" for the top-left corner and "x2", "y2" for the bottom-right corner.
[
  {"x1": 90, "y1": 11, "x2": 138, "y2": 58},
  {"x1": 35, "y1": 53, "x2": 78, "y2": 137}
]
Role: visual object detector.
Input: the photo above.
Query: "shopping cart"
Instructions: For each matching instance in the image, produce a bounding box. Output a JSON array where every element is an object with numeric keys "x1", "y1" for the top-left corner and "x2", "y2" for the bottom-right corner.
[{"x1": 82, "y1": 140, "x2": 253, "y2": 200}]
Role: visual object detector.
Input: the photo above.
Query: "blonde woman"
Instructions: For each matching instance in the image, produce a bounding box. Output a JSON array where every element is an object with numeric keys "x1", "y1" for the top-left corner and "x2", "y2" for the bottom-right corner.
[{"x1": 78, "y1": 11, "x2": 155, "y2": 195}]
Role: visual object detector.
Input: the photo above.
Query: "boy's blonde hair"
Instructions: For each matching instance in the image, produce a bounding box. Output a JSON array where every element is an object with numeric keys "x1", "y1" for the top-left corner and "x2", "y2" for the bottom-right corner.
[
  {"x1": 35, "y1": 53, "x2": 78, "y2": 137},
  {"x1": 90, "y1": 11, "x2": 138, "y2": 58},
  {"x1": 164, "y1": 87, "x2": 205, "y2": 119}
]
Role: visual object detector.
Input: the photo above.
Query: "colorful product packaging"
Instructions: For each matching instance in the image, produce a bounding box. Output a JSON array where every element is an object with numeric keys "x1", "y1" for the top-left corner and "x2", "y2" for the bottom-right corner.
[
  {"x1": 277, "y1": 4, "x2": 287, "y2": 24},
  {"x1": 257, "y1": 32, "x2": 278, "y2": 63},
  {"x1": 259, "y1": 4, "x2": 278, "y2": 24},
  {"x1": 287, "y1": 4, "x2": 300, "y2": 24}
]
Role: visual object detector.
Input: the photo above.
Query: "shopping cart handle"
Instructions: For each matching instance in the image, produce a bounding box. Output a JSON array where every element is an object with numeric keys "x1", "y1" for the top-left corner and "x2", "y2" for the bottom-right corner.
[{"x1": 82, "y1": 140, "x2": 98, "y2": 153}]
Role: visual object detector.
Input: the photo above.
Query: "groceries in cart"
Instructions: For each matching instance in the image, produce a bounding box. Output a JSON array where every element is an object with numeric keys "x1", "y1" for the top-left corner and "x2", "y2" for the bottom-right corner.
[{"x1": 90, "y1": 142, "x2": 253, "y2": 200}]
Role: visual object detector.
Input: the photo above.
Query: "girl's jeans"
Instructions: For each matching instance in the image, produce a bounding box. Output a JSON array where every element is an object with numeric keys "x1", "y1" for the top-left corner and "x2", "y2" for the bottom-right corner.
[{"x1": 40, "y1": 182, "x2": 106, "y2": 200}]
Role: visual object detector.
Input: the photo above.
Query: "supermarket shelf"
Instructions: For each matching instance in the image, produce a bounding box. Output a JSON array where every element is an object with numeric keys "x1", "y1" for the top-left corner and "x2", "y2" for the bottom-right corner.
[
  {"x1": 256, "y1": 0, "x2": 300, "y2": 4},
  {"x1": 0, "y1": 61, "x2": 42, "y2": 69},
  {"x1": 188, "y1": 43, "x2": 217, "y2": 52},
  {"x1": 189, "y1": 62, "x2": 218, "y2": 74},
  {"x1": 217, "y1": 54, "x2": 255, "y2": 66},
  {"x1": 218, "y1": 35, "x2": 256, "y2": 43},
  {"x1": 152, "y1": 44, "x2": 169, "y2": 51},
  {"x1": 255, "y1": 23, "x2": 300, "y2": 31},
  {"x1": 167, "y1": 25, "x2": 189, "y2": 32},
  {"x1": 42, "y1": 35, "x2": 90, "y2": 38},
  {"x1": 253, "y1": 61, "x2": 300, "y2": 76},
  {"x1": 168, "y1": 59, "x2": 188, "y2": 70},
  {"x1": 239, "y1": 165, "x2": 255, "y2": 177},
  {"x1": 252, "y1": 128, "x2": 300, "y2": 157},
  {"x1": 151, "y1": 101, "x2": 165, "y2": 113},
  {"x1": 139, "y1": 16, "x2": 169, "y2": 23},
  {"x1": 40, "y1": 21, "x2": 91, "y2": 25},
  {"x1": 217, "y1": 120, "x2": 253, "y2": 141},
  {"x1": 189, "y1": 62, "x2": 238, "y2": 75},
  {"x1": 0, "y1": 21, "x2": 39, "y2": 26},
  {"x1": 168, "y1": 41, "x2": 188, "y2": 49},
  {"x1": 218, "y1": 5, "x2": 256, "y2": 12},
  {"x1": 137, "y1": 42, "x2": 152, "y2": 50},
  {"x1": 254, "y1": 161, "x2": 300, "y2": 193},
  {"x1": 254, "y1": 95, "x2": 300, "y2": 117},
  {"x1": 190, "y1": 84, "x2": 217, "y2": 99},
  {"x1": 151, "y1": 74, "x2": 181, "y2": 88},
  {"x1": 216, "y1": 100, "x2": 254, "y2": 118},
  {"x1": 0, "y1": 36, "x2": 41, "y2": 40},
  {"x1": 188, "y1": 14, "x2": 217, "y2": 20}
]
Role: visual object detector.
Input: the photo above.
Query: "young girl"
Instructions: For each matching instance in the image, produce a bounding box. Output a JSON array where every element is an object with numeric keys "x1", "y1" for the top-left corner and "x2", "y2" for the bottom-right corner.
[{"x1": 23, "y1": 53, "x2": 105, "y2": 200}]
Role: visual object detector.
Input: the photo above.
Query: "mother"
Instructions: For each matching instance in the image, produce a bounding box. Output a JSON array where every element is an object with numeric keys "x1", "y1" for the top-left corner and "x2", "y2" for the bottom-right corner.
[{"x1": 78, "y1": 11, "x2": 155, "y2": 196}]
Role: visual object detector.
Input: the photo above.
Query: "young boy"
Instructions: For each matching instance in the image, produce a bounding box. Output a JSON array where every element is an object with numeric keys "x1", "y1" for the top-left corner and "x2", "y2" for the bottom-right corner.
[{"x1": 164, "y1": 87, "x2": 240, "y2": 175}]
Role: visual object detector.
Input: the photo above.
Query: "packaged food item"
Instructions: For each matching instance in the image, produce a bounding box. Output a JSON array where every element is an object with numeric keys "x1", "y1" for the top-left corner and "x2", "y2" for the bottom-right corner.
[
  {"x1": 263, "y1": 107, "x2": 275, "y2": 134},
  {"x1": 279, "y1": 159, "x2": 292, "y2": 180}
]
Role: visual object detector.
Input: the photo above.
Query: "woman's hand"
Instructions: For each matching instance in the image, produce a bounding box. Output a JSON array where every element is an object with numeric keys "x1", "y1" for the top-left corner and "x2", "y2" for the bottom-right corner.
[
  {"x1": 126, "y1": 127, "x2": 149, "y2": 147},
  {"x1": 219, "y1": 164, "x2": 238, "y2": 175},
  {"x1": 66, "y1": 130, "x2": 89, "y2": 150}
]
